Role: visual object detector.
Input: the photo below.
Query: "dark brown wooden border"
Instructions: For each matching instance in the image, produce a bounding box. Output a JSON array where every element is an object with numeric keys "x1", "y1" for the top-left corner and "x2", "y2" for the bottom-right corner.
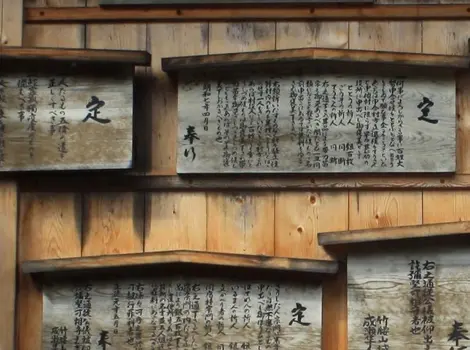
[
  {"x1": 162, "y1": 47, "x2": 469, "y2": 73},
  {"x1": 13, "y1": 173, "x2": 470, "y2": 192},
  {"x1": 0, "y1": 46, "x2": 151, "y2": 66},
  {"x1": 24, "y1": 5, "x2": 470, "y2": 23},
  {"x1": 22, "y1": 249, "x2": 338, "y2": 276},
  {"x1": 318, "y1": 221, "x2": 470, "y2": 246},
  {"x1": 99, "y1": 0, "x2": 374, "y2": 5}
]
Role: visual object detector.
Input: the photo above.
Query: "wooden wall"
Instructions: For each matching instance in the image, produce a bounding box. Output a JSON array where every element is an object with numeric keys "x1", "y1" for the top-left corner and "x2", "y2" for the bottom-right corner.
[{"x1": 2, "y1": 0, "x2": 469, "y2": 349}]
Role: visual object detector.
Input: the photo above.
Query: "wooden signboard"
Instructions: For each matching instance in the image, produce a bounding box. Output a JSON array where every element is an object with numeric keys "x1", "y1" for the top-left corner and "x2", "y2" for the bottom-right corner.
[
  {"x1": 348, "y1": 245, "x2": 470, "y2": 350},
  {"x1": 0, "y1": 47, "x2": 150, "y2": 171},
  {"x1": 172, "y1": 49, "x2": 458, "y2": 174},
  {"x1": 42, "y1": 276, "x2": 322, "y2": 349}
]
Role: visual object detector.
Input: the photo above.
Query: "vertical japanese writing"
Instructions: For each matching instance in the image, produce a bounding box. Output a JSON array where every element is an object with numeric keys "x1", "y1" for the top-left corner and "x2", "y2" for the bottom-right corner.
[
  {"x1": 0, "y1": 79, "x2": 7, "y2": 165},
  {"x1": 167, "y1": 283, "x2": 174, "y2": 349},
  {"x1": 355, "y1": 80, "x2": 364, "y2": 162},
  {"x1": 321, "y1": 80, "x2": 330, "y2": 168},
  {"x1": 231, "y1": 81, "x2": 240, "y2": 168},
  {"x1": 312, "y1": 80, "x2": 322, "y2": 169},
  {"x1": 297, "y1": 80, "x2": 305, "y2": 165},
  {"x1": 218, "y1": 284, "x2": 227, "y2": 336},
  {"x1": 182, "y1": 282, "x2": 191, "y2": 348},
  {"x1": 127, "y1": 283, "x2": 144, "y2": 349},
  {"x1": 204, "y1": 283, "x2": 214, "y2": 349},
  {"x1": 73, "y1": 284, "x2": 92, "y2": 350},
  {"x1": 51, "y1": 326, "x2": 68, "y2": 350},
  {"x1": 150, "y1": 283, "x2": 159, "y2": 350},
  {"x1": 57, "y1": 77, "x2": 69, "y2": 158},
  {"x1": 191, "y1": 283, "x2": 201, "y2": 348},
  {"x1": 238, "y1": 81, "x2": 248, "y2": 169},
  {"x1": 362, "y1": 80, "x2": 371, "y2": 166},
  {"x1": 363, "y1": 314, "x2": 389, "y2": 350},
  {"x1": 157, "y1": 284, "x2": 166, "y2": 348},
  {"x1": 202, "y1": 82, "x2": 211, "y2": 131},
  {"x1": 256, "y1": 81, "x2": 264, "y2": 167},
  {"x1": 223, "y1": 83, "x2": 231, "y2": 168},
  {"x1": 305, "y1": 80, "x2": 314, "y2": 168},
  {"x1": 271, "y1": 80, "x2": 280, "y2": 168},
  {"x1": 17, "y1": 77, "x2": 27, "y2": 122},
  {"x1": 395, "y1": 79, "x2": 405, "y2": 168},
  {"x1": 377, "y1": 316, "x2": 389, "y2": 350},
  {"x1": 26, "y1": 75, "x2": 38, "y2": 159},
  {"x1": 363, "y1": 314, "x2": 376, "y2": 350},
  {"x1": 272, "y1": 284, "x2": 281, "y2": 350},
  {"x1": 448, "y1": 321, "x2": 469, "y2": 350},
  {"x1": 229, "y1": 285, "x2": 240, "y2": 350},
  {"x1": 247, "y1": 80, "x2": 256, "y2": 168},
  {"x1": 216, "y1": 81, "x2": 223, "y2": 145},
  {"x1": 257, "y1": 284, "x2": 266, "y2": 349},
  {"x1": 371, "y1": 79, "x2": 380, "y2": 168},
  {"x1": 112, "y1": 283, "x2": 120, "y2": 335},
  {"x1": 174, "y1": 283, "x2": 183, "y2": 349},
  {"x1": 409, "y1": 260, "x2": 436, "y2": 350}
]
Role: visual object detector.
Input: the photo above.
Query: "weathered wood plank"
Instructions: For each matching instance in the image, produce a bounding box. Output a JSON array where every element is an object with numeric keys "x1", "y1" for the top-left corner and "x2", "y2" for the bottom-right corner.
[
  {"x1": 0, "y1": 47, "x2": 151, "y2": 65},
  {"x1": 177, "y1": 69, "x2": 456, "y2": 174},
  {"x1": 162, "y1": 48, "x2": 469, "y2": 72},
  {"x1": 0, "y1": 181, "x2": 17, "y2": 350},
  {"x1": 23, "y1": 5, "x2": 470, "y2": 23},
  {"x1": 348, "y1": 245, "x2": 470, "y2": 350},
  {"x1": 22, "y1": 250, "x2": 339, "y2": 275},
  {"x1": 0, "y1": 67, "x2": 135, "y2": 171},
  {"x1": 318, "y1": 220, "x2": 470, "y2": 246},
  {"x1": 42, "y1": 276, "x2": 323, "y2": 349}
]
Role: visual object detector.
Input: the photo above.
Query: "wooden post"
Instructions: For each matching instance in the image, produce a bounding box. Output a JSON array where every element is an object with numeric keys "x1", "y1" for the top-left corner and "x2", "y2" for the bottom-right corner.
[{"x1": 0, "y1": 1, "x2": 22, "y2": 349}]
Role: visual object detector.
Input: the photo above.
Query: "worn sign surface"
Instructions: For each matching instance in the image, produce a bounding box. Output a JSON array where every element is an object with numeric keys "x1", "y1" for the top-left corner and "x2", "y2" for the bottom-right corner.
[
  {"x1": 348, "y1": 245, "x2": 470, "y2": 350},
  {"x1": 0, "y1": 72, "x2": 133, "y2": 171},
  {"x1": 43, "y1": 276, "x2": 322, "y2": 349},
  {"x1": 177, "y1": 70, "x2": 456, "y2": 174}
]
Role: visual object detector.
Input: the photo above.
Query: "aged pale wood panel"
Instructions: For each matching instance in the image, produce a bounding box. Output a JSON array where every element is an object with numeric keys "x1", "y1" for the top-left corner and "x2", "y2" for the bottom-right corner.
[
  {"x1": 177, "y1": 70, "x2": 456, "y2": 173},
  {"x1": 0, "y1": 71, "x2": 133, "y2": 171},
  {"x1": 42, "y1": 277, "x2": 322, "y2": 349},
  {"x1": 348, "y1": 246, "x2": 470, "y2": 350}
]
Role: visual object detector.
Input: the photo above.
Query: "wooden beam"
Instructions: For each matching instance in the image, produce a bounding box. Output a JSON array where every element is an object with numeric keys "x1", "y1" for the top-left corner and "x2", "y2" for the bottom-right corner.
[
  {"x1": 318, "y1": 221, "x2": 470, "y2": 246},
  {"x1": 21, "y1": 249, "x2": 338, "y2": 276},
  {"x1": 15, "y1": 173, "x2": 470, "y2": 192},
  {"x1": 162, "y1": 47, "x2": 469, "y2": 72},
  {"x1": 0, "y1": 46, "x2": 151, "y2": 66},
  {"x1": 100, "y1": 0, "x2": 374, "y2": 5},
  {"x1": 24, "y1": 5, "x2": 470, "y2": 23}
]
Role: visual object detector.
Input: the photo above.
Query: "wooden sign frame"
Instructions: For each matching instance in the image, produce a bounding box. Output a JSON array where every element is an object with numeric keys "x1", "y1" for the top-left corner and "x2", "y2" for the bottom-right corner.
[
  {"x1": 23, "y1": 250, "x2": 336, "y2": 350},
  {"x1": 0, "y1": 46, "x2": 151, "y2": 172},
  {"x1": 165, "y1": 47, "x2": 465, "y2": 175}
]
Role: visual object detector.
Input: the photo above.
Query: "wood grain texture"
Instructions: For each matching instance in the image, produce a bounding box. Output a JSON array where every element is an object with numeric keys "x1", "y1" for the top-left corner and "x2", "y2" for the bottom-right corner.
[
  {"x1": 145, "y1": 192, "x2": 207, "y2": 252},
  {"x1": 275, "y1": 192, "x2": 348, "y2": 260},
  {"x1": 42, "y1": 277, "x2": 323, "y2": 349},
  {"x1": 177, "y1": 70, "x2": 456, "y2": 174},
  {"x1": 100, "y1": 0, "x2": 372, "y2": 4},
  {"x1": 349, "y1": 191, "x2": 423, "y2": 229},
  {"x1": 318, "y1": 220, "x2": 470, "y2": 246},
  {"x1": 0, "y1": 182, "x2": 17, "y2": 350},
  {"x1": 17, "y1": 193, "x2": 82, "y2": 350},
  {"x1": 82, "y1": 193, "x2": 144, "y2": 256},
  {"x1": 348, "y1": 246, "x2": 470, "y2": 350},
  {"x1": 162, "y1": 47, "x2": 469, "y2": 72},
  {"x1": 207, "y1": 192, "x2": 275, "y2": 255},
  {"x1": 23, "y1": 5, "x2": 470, "y2": 23},
  {"x1": 423, "y1": 191, "x2": 470, "y2": 224},
  {"x1": 83, "y1": 23, "x2": 146, "y2": 258},
  {"x1": 276, "y1": 22, "x2": 348, "y2": 50},
  {"x1": 24, "y1": 0, "x2": 85, "y2": 6},
  {"x1": 22, "y1": 250, "x2": 339, "y2": 275}
]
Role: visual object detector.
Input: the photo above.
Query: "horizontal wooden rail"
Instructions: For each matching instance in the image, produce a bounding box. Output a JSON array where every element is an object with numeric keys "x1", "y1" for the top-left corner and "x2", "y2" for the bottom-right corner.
[
  {"x1": 14, "y1": 173, "x2": 470, "y2": 192},
  {"x1": 318, "y1": 221, "x2": 470, "y2": 246},
  {"x1": 22, "y1": 250, "x2": 338, "y2": 276},
  {"x1": 0, "y1": 46, "x2": 151, "y2": 65},
  {"x1": 24, "y1": 5, "x2": 470, "y2": 23},
  {"x1": 162, "y1": 47, "x2": 469, "y2": 72}
]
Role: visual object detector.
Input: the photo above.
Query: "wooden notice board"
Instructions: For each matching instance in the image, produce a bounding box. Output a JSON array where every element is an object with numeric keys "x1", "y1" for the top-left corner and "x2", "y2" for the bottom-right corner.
[
  {"x1": 176, "y1": 68, "x2": 456, "y2": 174},
  {"x1": 0, "y1": 47, "x2": 151, "y2": 171},
  {"x1": 348, "y1": 245, "x2": 470, "y2": 350},
  {"x1": 42, "y1": 276, "x2": 322, "y2": 349}
]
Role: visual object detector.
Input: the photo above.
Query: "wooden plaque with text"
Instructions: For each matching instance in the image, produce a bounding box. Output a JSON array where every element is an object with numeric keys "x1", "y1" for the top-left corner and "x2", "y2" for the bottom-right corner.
[
  {"x1": 43, "y1": 276, "x2": 322, "y2": 349},
  {"x1": 177, "y1": 69, "x2": 456, "y2": 174},
  {"x1": 348, "y1": 245, "x2": 470, "y2": 350},
  {"x1": 0, "y1": 67, "x2": 133, "y2": 171}
]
